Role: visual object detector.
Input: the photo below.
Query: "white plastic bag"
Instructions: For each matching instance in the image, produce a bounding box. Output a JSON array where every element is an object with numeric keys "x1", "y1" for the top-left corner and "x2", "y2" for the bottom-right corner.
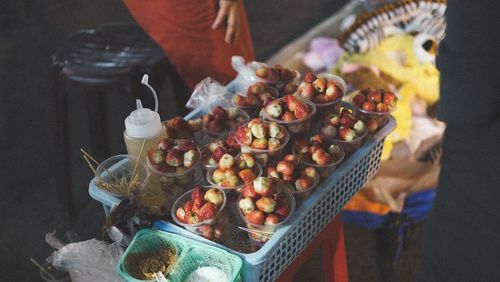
[
  {"x1": 46, "y1": 229, "x2": 123, "y2": 282},
  {"x1": 186, "y1": 77, "x2": 233, "y2": 113}
]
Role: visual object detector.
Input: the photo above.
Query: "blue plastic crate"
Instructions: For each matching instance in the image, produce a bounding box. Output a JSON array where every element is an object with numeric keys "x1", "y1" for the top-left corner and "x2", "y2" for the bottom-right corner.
[{"x1": 89, "y1": 106, "x2": 395, "y2": 281}]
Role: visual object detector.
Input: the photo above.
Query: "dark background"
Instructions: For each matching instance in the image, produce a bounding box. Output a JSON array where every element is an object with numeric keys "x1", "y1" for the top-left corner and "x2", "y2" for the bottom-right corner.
[{"x1": 0, "y1": 0, "x2": 354, "y2": 280}]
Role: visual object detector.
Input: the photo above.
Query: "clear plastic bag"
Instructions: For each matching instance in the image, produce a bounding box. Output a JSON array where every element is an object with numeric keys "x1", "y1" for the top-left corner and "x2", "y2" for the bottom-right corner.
[
  {"x1": 46, "y1": 229, "x2": 124, "y2": 282},
  {"x1": 186, "y1": 77, "x2": 233, "y2": 113},
  {"x1": 229, "y1": 56, "x2": 267, "y2": 94}
]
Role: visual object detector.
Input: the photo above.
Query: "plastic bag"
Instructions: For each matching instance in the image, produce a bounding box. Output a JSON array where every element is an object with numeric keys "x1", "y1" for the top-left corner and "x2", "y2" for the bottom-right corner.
[
  {"x1": 186, "y1": 77, "x2": 233, "y2": 113},
  {"x1": 46, "y1": 229, "x2": 123, "y2": 282},
  {"x1": 302, "y1": 38, "x2": 344, "y2": 72},
  {"x1": 229, "y1": 56, "x2": 268, "y2": 94}
]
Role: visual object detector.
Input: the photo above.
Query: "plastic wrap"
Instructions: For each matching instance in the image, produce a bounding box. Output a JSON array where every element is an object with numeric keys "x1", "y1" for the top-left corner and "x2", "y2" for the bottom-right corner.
[
  {"x1": 46, "y1": 229, "x2": 123, "y2": 282},
  {"x1": 186, "y1": 77, "x2": 233, "y2": 113}
]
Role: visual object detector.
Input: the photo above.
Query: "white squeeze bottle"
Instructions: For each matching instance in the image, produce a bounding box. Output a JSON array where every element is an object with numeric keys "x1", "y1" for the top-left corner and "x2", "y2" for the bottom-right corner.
[
  {"x1": 123, "y1": 74, "x2": 167, "y2": 213},
  {"x1": 123, "y1": 74, "x2": 166, "y2": 162}
]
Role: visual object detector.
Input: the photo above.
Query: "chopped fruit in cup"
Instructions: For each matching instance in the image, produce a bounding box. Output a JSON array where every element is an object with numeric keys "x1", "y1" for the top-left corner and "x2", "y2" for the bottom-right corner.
[
  {"x1": 148, "y1": 139, "x2": 200, "y2": 172},
  {"x1": 235, "y1": 119, "x2": 288, "y2": 151},
  {"x1": 201, "y1": 106, "x2": 249, "y2": 134},
  {"x1": 255, "y1": 65, "x2": 298, "y2": 83},
  {"x1": 292, "y1": 138, "x2": 344, "y2": 167},
  {"x1": 264, "y1": 95, "x2": 312, "y2": 120},
  {"x1": 265, "y1": 156, "x2": 319, "y2": 193},
  {"x1": 163, "y1": 116, "x2": 202, "y2": 139},
  {"x1": 207, "y1": 154, "x2": 261, "y2": 189},
  {"x1": 174, "y1": 186, "x2": 224, "y2": 225},
  {"x1": 319, "y1": 109, "x2": 367, "y2": 141},
  {"x1": 232, "y1": 82, "x2": 279, "y2": 108},
  {"x1": 296, "y1": 72, "x2": 345, "y2": 105},
  {"x1": 351, "y1": 88, "x2": 398, "y2": 113}
]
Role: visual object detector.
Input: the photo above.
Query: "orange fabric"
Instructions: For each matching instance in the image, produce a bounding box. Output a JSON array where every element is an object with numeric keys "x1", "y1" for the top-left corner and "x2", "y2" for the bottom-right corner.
[
  {"x1": 123, "y1": 0, "x2": 255, "y2": 90},
  {"x1": 343, "y1": 189, "x2": 391, "y2": 215}
]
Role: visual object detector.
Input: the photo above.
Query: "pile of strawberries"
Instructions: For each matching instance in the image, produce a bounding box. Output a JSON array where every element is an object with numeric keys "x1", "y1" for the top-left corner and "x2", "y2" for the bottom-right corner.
[
  {"x1": 234, "y1": 119, "x2": 287, "y2": 151},
  {"x1": 297, "y1": 72, "x2": 344, "y2": 104},
  {"x1": 175, "y1": 187, "x2": 224, "y2": 224},
  {"x1": 209, "y1": 153, "x2": 259, "y2": 188},
  {"x1": 255, "y1": 65, "x2": 297, "y2": 83},
  {"x1": 352, "y1": 88, "x2": 397, "y2": 113},
  {"x1": 163, "y1": 116, "x2": 202, "y2": 139},
  {"x1": 175, "y1": 186, "x2": 225, "y2": 239},
  {"x1": 320, "y1": 109, "x2": 367, "y2": 141},
  {"x1": 201, "y1": 141, "x2": 236, "y2": 168},
  {"x1": 265, "y1": 155, "x2": 319, "y2": 192},
  {"x1": 202, "y1": 106, "x2": 247, "y2": 134},
  {"x1": 232, "y1": 82, "x2": 278, "y2": 108},
  {"x1": 148, "y1": 139, "x2": 199, "y2": 172},
  {"x1": 292, "y1": 137, "x2": 343, "y2": 167},
  {"x1": 239, "y1": 177, "x2": 292, "y2": 226},
  {"x1": 264, "y1": 95, "x2": 312, "y2": 121}
]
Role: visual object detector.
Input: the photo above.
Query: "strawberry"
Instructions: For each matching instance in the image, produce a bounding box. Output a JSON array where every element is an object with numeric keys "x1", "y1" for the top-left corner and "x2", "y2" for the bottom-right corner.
[
  {"x1": 176, "y1": 208, "x2": 186, "y2": 223},
  {"x1": 253, "y1": 177, "x2": 272, "y2": 196},
  {"x1": 191, "y1": 186, "x2": 204, "y2": 202},
  {"x1": 184, "y1": 211, "x2": 199, "y2": 224},
  {"x1": 340, "y1": 116, "x2": 356, "y2": 129},
  {"x1": 282, "y1": 174, "x2": 296, "y2": 183},
  {"x1": 165, "y1": 148, "x2": 183, "y2": 167},
  {"x1": 283, "y1": 82, "x2": 298, "y2": 95},
  {"x1": 294, "y1": 103, "x2": 310, "y2": 119},
  {"x1": 340, "y1": 108, "x2": 352, "y2": 118},
  {"x1": 196, "y1": 202, "x2": 218, "y2": 221},
  {"x1": 256, "y1": 197, "x2": 277, "y2": 213},
  {"x1": 255, "y1": 67, "x2": 267, "y2": 78},
  {"x1": 283, "y1": 95, "x2": 300, "y2": 112},
  {"x1": 265, "y1": 101, "x2": 283, "y2": 118},
  {"x1": 352, "y1": 93, "x2": 366, "y2": 107},
  {"x1": 281, "y1": 111, "x2": 296, "y2": 122},
  {"x1": 266, "y1": 166, "x2": 280, "y2": 178},
  {"x1": 309, "y1": 134, "x2": 324, "y2": 145},
  {"x1": 376, "y1": 102, "x2": 389, "y2": 112},
  {"x1": 235, "y1": 126, "x2": 253, "y2": 146},
  {"x1": 187, "y1": 118, "x2": 203, "y2": 132},
  {"x1": 299, "y1": 83, "x2": 316, "y2": 101},
  {"x1": 265, "y1": 213, "x2": 280, "y2": 225},
  {"x1": 183, "y1": 149, "x2": 197, "y2": 168},
  {"x1": 320, "y1": 124, "x2": 338, "y2": 139},
  {"x1": 293, "y1": 139, "x2": 310, "y2": 154},
  {"x1": 267, "y1": 138, "x2": 281, "y2": 150},
  {"x1": 157, "y1": 138, "x2": 171, "y2": 151},
  {"x1": 280, "y1": 68, "x2": 295, "y2": 81},
  {"x1": 295, "y1": 176, "x2": 313, "y2": 191},
  {"x1": 353, "y1": 120, "x2": 367, "y2": 136},
  {"x1": 361, "y1": 101, "x2": 376, "y2": 112},
  {"x1": 239, "y1": 196, "x2": 256, "y2": 214},
  {"x1": 242, "y1": 184, "x2": 259, "y2": 199},
  {"x1": 238, "y1": 168, "x2": 257, "y2": 183},
  {"x1": 251, "y1": 138, "x2": 268, "y2": 150},
  {"x1": 250, "y1": 121, "x2": 266, "y2": 139},
  {"x1": 221, "y1": 175, "x2": 240, "y2": 187},
  {"x1": 238, "y1": 153, "x2": 256, "y2": 169},
  {"x1": 192, "y1": 197, "x2": 204, "y2": 214},
  {"x1": 218, "y1": 153, "x2": 234, "y2": 169},
  {"x1": 326, "y1": 114, "x2": 340, "y2": 127},
  {"x1": 178, "y1": 139, "x2": 196, "y2": 152},
  {"x1": 383, "y1": 91, "x2": 397, "y2": 108},
  {"x1": 246, "y1": 210, "x2": 266, "y2": 225},
  {"x1": 204, "y1": 188, "x2": 224, "y2": 207},
  {"x1": 167, "y1": 116, "x2": 190, "y2": 131},
  {"x1": 148, "y1": 149, "x2": 165, "y2": 165},
  {"x1": 338, "y1": 127, "x2": 357, "y2": 141},
  {"x1": 276, "y1": 161, "x2": 295, "y2": 176},
  {"x1": 304, "y1": 72, "x2": 317, "y2": 83},
  {"x1": 313, "y1": 78, "x2": 326, "y2": 93},
  {"x1": 274, "y1": 204, "x2": 290, "y2": 220},
  {"x1": 304, "y1": 167, "x2": 318, "y2": 179},
  {"x1": 232, "y1": 95, "x2": 246, "y2": 106},
  {"x1": 183, "y1": 200, "x2": 194, "y2": 213},
  {"x1": 212, "y1": 106, "x2": 228, "y2": 118},
  {"x1": 284, "y1": 154, "x2": 295, "y2": 162},
  {"x1": 225, "y1": 134, "x2": 240, "y2": 150}
]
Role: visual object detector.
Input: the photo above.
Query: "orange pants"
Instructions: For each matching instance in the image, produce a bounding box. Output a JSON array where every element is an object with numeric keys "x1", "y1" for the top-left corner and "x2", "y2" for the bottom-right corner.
[{"x1": 123, "y1": 0, "x2": 255, "y2": 90}]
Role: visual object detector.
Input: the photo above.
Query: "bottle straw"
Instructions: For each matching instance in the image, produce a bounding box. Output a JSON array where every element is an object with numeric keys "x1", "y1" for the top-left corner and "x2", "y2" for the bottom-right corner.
[{"x1": 141, "y1": 74, "x2": 159, "y2": 112}]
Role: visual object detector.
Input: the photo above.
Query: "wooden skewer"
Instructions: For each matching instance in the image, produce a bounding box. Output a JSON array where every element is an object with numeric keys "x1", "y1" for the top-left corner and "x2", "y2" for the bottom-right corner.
[
  {"x1": 30, "y1": 258, "x2": 57, "y2": 282},
  {"x1": 80, "y1": 148, "x2": 117, "y2": 180},
  {"x1": 83, "y1": 155, "x2": 98, "y2": 177},
  {"x1": 132, "y1": 139, "x2": 147, "y2": 179}
]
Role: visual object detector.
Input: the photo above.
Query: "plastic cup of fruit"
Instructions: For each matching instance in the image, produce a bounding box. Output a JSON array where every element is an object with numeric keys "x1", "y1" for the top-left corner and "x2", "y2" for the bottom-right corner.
[
  {"x1": 312, "y1": 73, "x2": 347, "y2": 113},
  {"x1": 146, "y1": 147, "x2": 201, "y2": 203},
  {"x1": 262, "y1": 98, "x2": 317, "y2": 137},
  {"x1": 351, "y1": 91, "x2": 396, "y2": 130},
  {"x1": 237, "y1": 188, "x2": 296, "y2": 243},
  {"x1": 171, "y1": 186, "x2": 227, "y2": 236},
  {"x1": 231, "y1": 87, "x2": 279, "y2": 118},
  {"x1": 289, "y1": 173, "x2": 320, "y2": 205},
  {"x1": 247, "y1": 61, "x2": 302, "y2": 88},
  {"x1": 292, "y1": 145, "x2": 345, "y2": 179},
  {"x1": 204, "y1": 107, "x2": 250, "y2": 138},
  {"x1": 320, "y1": 123, "x2": 368, "y2": 156},
  {"x1": 96, "y1": 154, "x2": 151, "y2": 197},
  {"x1": 206, "y1": 161, "x2": 263, "y2": 194},
  {"x1": 235, "y1": 121, "x2": 290, "y2": 166}
]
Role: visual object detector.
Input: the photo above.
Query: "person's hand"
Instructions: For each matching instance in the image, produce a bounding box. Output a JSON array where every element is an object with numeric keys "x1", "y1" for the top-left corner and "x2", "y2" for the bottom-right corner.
[{"x1": 211, "y1": 0, "x2": 241, "y2": 44}]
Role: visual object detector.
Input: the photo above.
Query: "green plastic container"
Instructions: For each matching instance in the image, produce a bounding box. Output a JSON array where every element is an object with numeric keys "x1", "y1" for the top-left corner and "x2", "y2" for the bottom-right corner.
[{"x1": 117, "y1": 229, "x2": 242, "y2": 282}]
